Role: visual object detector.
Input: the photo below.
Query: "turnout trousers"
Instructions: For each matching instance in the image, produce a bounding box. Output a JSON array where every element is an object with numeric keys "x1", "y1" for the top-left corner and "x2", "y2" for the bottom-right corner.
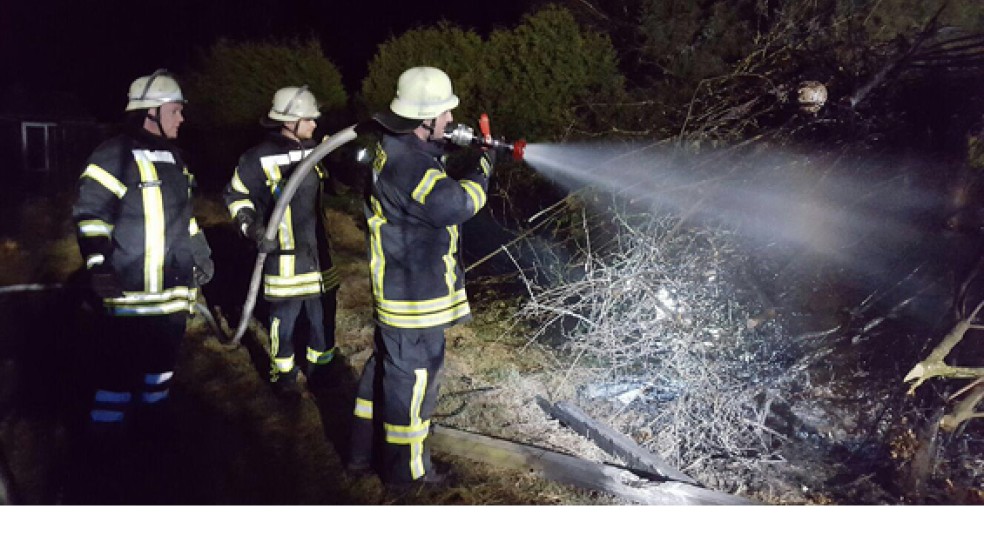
[
  {"x1": 86, "y1": 311, "x2": 188, "y2": 435},
  {"x1": 351, "y1": 325, "x2": 445, "y2": 483},
  {"x1": 69, "y1": 310, "x2": 187, "y2": 503},
  {"x1": 267, "y1": 290, "x2": 337, "y2": 381}
]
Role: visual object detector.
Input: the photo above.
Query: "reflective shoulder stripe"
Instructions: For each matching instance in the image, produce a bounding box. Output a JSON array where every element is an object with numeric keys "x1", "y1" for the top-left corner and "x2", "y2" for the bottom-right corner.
[
  {"x1": 189, "y1": 217, "x2": 200, "y2": 236},
  {"x1": 460, "y1": 180, "x2": 486, "y2": 215},
  {"x1": 132, "y1": 150, "x2": 176, "y2": 164},
  {"x1": 82, "y1": 164, "x2": 127, "y2": 198},
  {"x1": 131, "y1": 150, "x2": 159, "y2": 183},
  {"x1": 412, "y1": 168, "x2": 446, "y2": 204},
  {"x1": 260, "y1": 154, "x2": 288, "y2": 182}
]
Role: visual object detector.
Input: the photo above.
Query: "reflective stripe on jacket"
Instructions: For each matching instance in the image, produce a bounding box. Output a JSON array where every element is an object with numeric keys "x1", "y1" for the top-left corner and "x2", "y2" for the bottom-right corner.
[
  {"x1": 72, "y1": 129, "x2": 203, "y2": 316},
  {"x1": 222, "y1": 132, "x2": 337, "y2": 300},
  {"x1": 367, "y1": 133, "x2": 492, "y2": 330}
]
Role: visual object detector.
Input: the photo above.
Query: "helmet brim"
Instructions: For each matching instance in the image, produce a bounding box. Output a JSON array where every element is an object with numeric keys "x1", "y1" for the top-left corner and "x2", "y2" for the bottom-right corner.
[{"x1": 373, "y1": 109, "x2": 423, "y2": 134}]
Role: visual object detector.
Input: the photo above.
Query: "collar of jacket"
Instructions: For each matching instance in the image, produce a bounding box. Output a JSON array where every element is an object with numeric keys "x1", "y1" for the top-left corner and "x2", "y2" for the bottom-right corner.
[
  {"x1": 266, "y1": 131, "x2": 316, "y2": 150},
  {"x1": 395, "y1": 131, "x2": 447, "y2": 158},
  {"x1": 126, "y1": 127, "x2": 179, "y2": 151}
]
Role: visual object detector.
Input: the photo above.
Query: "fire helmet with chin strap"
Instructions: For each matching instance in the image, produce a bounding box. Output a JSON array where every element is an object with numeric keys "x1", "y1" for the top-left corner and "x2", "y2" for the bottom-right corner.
[
  {"x1": 126, "y1": 69, "x2": 185, "y2": 111},
  {"x1": 374, "y1": 66, "x2": 459, "y2": 133},
  {"x1": 267, "y1": 85, "x2": 321, "y2": 122}
]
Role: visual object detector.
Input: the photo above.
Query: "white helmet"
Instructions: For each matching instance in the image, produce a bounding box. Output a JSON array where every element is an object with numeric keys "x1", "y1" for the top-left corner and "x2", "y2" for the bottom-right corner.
[
  {"x1": 797, "y1": 81, "x2": 827, "y2": 114},
  {"x1": 126, "y1": 69, "x2": 185, "y2": 111},
  {"x1": 267, "y1": 85, "x2": 321, "y2": 122},
  {"x1": 390, "y1": 66, "x2": 459, "y2": 120}
]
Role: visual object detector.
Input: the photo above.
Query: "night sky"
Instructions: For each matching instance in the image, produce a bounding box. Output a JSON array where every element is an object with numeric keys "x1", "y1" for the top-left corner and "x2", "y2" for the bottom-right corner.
[{"x1": 0, "y1": 0, "x2": 539, "y2": 120}]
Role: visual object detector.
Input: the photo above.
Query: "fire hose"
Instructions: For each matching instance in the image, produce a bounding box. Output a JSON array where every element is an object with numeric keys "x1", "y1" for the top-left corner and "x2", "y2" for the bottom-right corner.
[{"x1": 225, "y1": 114, "x2": 523, "y2": 346}]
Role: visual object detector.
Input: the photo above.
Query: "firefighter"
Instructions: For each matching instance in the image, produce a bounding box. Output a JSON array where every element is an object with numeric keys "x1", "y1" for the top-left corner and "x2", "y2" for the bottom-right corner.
[
  {"x1": 348, "y1": 67, "x2": 495, "y2": 487},
  {"x1": 70, "y1": 69, "x2": 212, "y2": 501},
  {"x1": 223, "y1": 86, "x2": 339, "y2": 396}
]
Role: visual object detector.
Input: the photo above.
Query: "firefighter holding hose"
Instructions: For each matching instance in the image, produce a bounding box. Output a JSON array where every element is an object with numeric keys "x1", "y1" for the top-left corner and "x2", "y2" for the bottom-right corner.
[
  {"x1": 223, "y1": 86, "x2": 340, "y2": 397},
  {"x1": 348, "y1": 67, "x2": 495, "y2": 489}
]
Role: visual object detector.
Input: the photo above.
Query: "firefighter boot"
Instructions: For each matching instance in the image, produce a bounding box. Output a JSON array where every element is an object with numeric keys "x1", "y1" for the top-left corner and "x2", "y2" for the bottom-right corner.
[{"x1": 270, "y1": 367, "x2": 304, "y2": 400}]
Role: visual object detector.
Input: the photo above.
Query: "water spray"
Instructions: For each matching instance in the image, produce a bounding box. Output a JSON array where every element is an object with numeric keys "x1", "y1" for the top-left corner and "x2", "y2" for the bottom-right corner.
[{"x1": 443, "y1": 113, "x2": 526, "y2": 161}]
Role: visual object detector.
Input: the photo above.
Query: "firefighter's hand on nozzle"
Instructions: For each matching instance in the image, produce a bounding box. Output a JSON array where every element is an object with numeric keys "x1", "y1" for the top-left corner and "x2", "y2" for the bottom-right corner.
[
  {"x1": 482, "y1": 148, "x2": 496, "y2": 167},
  {"x1": 89, "y1": 264, "x2": 124, "y2": 299}
]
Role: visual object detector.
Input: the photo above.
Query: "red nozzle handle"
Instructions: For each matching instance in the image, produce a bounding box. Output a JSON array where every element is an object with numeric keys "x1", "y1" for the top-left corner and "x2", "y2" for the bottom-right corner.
[
  {"x1": 512, "y1": 139, "x2": 526, "y2": 161},
  {"x1": 479, "y1": 113, "x2": 492, "y2": 142}
]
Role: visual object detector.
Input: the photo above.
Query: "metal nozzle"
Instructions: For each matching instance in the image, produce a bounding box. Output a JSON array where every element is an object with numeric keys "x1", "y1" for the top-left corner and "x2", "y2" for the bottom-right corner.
[{"x1": 443, "y1": 123, "x2": 526, "y2": 161}]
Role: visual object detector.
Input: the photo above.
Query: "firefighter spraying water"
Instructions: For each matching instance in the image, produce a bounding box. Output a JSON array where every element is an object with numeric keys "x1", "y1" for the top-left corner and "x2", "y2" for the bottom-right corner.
[{"x1": 226, "y1": 101, "x2": 525, "y2": 346}]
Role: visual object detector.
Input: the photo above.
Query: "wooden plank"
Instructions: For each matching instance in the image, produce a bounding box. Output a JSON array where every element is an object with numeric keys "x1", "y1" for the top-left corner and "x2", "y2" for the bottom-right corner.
[
  {"x1": 546, "y1": 399, "x2": 699, "y2": 486},
  {"x1": 430, "y1": 425, "x2": 754, "y2": 505}
]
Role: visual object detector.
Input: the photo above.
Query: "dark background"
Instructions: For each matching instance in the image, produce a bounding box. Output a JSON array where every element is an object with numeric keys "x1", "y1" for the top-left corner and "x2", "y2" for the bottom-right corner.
[{"x1": 0, "y1": 0, "x2": 538, "y2": 121}]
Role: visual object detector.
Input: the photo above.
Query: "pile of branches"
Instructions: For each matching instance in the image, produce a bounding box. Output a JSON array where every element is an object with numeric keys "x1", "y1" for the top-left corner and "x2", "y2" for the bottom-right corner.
[{"x1": 513, "y1": 205, "x2": 801, "y2": 474}]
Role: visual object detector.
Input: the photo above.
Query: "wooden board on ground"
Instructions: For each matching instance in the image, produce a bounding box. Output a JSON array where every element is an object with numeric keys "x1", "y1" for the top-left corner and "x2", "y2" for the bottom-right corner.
[
  {"x1": 543, "y1": 398, "x2": 699, "y2": 486},
  {"x1": 430, "y1": 425, "x2": 754, "y2": 505}
]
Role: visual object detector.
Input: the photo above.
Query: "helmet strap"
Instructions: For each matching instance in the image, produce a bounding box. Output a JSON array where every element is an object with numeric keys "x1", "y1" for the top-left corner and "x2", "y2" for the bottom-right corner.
[
  {"x1": 282, "y1": 121, "x2": 302, "y2": 142},
  {"x1": 146, "y1": 107, "x2": 167, "y2": 138},
  {"x1": 421, "y1": 120, "x2": 436, "y2": 141}
]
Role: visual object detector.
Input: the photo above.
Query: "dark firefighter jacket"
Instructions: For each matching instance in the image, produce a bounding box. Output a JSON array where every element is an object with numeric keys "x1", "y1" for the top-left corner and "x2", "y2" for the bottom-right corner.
[
  {"x1": 72, "y1": 128, "x2": 209, "y2": 316},
  {"x1": 367, "y1": 132, "x2": 493, "y2": 330},
  {"x1": 223, "y1": 132, "x2": 338, "y2": 300}
]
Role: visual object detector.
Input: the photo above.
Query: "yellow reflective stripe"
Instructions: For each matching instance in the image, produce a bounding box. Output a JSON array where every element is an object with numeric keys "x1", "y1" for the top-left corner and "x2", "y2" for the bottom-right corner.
[
  {"x1": 86, "y1": 254, "x2": 105, "y2": 269},
  {"x1": 321, "y1": 267, "x2": 340, "y2": 291},
  {"x1": 376, "y1": 288, "x2": 467, "y2": 313},
  {"x1": 383, "y1": 420, "x2": 430, "y2": 445},
  {"x1": 264, "y1": 272, "x2": 323, "y2": 286},
  {"x1": 103, "y1": 286, "x2": 196, "y2": 316},
  {"x1": 409, "y1": 368, "x2": 427, "y2": 478},
  {"x1": 78, "y1": 219, "x2": 113, "y2": 237},
  {"x1": 264, "y1": 282, "x2": 323, "y2": 298},
  {"x1": 82, "y1": 164, "x2": 127, "y2": 198},
  {"x1": 354, "y1": 398, "x2": 373, "y2": 420},
  {"x1": 228, "y1": 199, "x2": 254, "y2": 218},
  {"x1": 189, "y1": 217, "x2": 200, "y2": 236},
  {"x1": 142, "y1": 186, "x2": 165, "y2": 293},
  {"x1": 230, "y1": 169, "x2": 250, "y2": 194},
  {"x1": 411, "y1": 169, "x2": 445, "y2": 204},
  {"x1": 270, "y1": 317, "x2": 280, "y2": 356},
  {"x1": 104, "y1": 287, "x2": 195, "y2": 305},
  {"x1": 271, "y1": 355, "x2": 294, "y2": 374},
  {"x1": 279, "y1": 207, "x2": 295, "y2": 276},
  {"x1": 314, "y1": 163, "x2": 327, "y2": 180},
  {"x1": 264, "y1": 271, "x2": 323, "y2": 297},
  {"x1": 367, "y1": 196, "x2": 387, "y2": 297},
  {"x1": 132, "y1": 152, "x2": 159, "y2": 184},
  {"x1": 460, "y1": 180, "x2": 486, "y2": 214},
  {"x1": 480, "y1": 155, "x2": 491, "y2": 177},
  {"x1": 262, "y1": 160, "x2": 282, "y2": 183},
  {"x1": 376, "y1": 303, "x2": 471, "y2": 329},
  {"x1": 442, "y1": 225, "x2": 459, "y2": 293}
]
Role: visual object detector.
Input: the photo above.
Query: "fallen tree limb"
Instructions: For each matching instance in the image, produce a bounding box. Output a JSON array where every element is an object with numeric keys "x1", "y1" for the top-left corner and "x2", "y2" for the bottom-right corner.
[
  {"x1": 904, "y1": 301, "x2": 984, "y2": 393},
  {"x1": 537, "y1": 397, "x2": 699, "y2": 486},
  {"x1": 430, "y1": 425, "x2": 754, "y2": 505}
]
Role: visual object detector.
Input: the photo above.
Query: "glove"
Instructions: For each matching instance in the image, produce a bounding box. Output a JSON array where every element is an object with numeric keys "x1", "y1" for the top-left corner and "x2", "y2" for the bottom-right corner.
[
  {"x1": 89, "y1": 264, "x2": 124, "y2": 299},
  {"x1": 481, "y1": 148, "x2": 496, "y2": 168},
  {"x1": 478, "y1": 148, "x2": 495, "y2": 177},
  {"x1": 193, "y1": 263, "x2": 213, "y2": 287},
  {"x1": 237, "y1": 209, "x2": 277, "y2": 253}
]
